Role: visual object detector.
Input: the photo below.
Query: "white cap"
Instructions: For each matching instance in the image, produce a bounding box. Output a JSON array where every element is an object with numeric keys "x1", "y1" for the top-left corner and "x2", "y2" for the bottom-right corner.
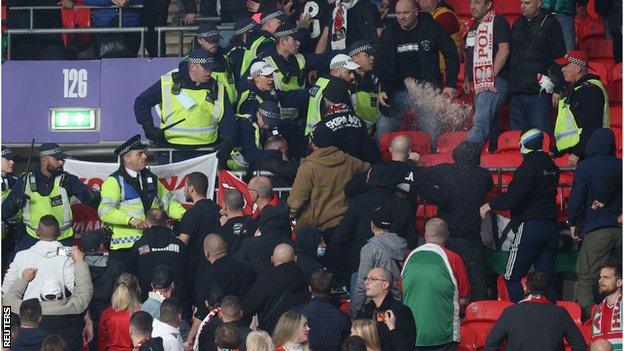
[
  {"x1": 249, "y1": 61, "x2": 277, "y2": 78},
  {"x1": 40, "y1": 278, "x2": 63, "y2": 301},
  {"x1": 329, "y1": 54, "x2": 360, "y2": 71}
]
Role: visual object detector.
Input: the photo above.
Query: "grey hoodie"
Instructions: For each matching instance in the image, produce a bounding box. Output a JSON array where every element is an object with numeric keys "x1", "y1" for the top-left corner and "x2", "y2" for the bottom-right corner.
[{"x1": 351, "y1": 232, "x2": 408, "y2": 316}]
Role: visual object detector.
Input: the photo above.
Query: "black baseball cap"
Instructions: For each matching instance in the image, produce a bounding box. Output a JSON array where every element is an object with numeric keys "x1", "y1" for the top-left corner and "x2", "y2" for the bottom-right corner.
[{"x1": 371, "y1": 206, "x2": 392, "y2": 230}]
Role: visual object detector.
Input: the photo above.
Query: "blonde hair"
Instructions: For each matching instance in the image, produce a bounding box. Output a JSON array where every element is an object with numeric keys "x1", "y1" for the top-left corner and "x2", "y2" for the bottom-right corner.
[
  {"x1": 246, "y1": 331, "x2": 274, "y2": 351},
  {"x1": 351, "y1": 319, "x2": 381, "y2": 351},
  {"x1": 272, "y1": 310, "x2": 310, "y2": 351},
  {"x1": 111, "y1": 273, "x2": 142, "y2": 313}
]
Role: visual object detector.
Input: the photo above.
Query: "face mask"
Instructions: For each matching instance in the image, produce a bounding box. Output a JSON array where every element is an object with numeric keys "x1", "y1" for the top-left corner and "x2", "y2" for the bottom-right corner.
[{"x1": 316, "y1": 246, "x2": 326, "y2": 257}]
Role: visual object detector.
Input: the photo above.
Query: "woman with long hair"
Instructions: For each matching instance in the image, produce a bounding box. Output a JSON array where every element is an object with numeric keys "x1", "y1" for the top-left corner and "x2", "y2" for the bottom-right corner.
[
  {"x1": 272, "y1": 311, "x2": 310, "y2": 351},
  {"x1": 98, "y1": 273, "x2": 142, "y2": 351},
  {"x1": 350, "y1": 319, "x2": 381, "y2": 351},
  {"x1": 246, "y1": 331, "x2": 274, "y2": 351}
]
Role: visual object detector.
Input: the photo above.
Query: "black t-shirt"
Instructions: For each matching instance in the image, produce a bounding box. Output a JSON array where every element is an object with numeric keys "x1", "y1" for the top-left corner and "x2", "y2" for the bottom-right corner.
[
  {"x1": 395, "y1": 26, "x2": 422, "y2": 82},
  {"x1": 323, "y1": 0, "x2": 383, "y2": 50},
  {"x1": 193, "y1": 255, "x2": 257, "y2": 305},
  {"x1": 215, "y1": 216, "x2": 252, "y2": 255},
  {"x1": 464, "y1": 14, "x2": 511, "y2": 81},
  {"x1": 296, "y1": 0, "x2": 331, "y2": 52},
  {"x1": 178, "y1": 199, "x2": 221, "y2": 268}
]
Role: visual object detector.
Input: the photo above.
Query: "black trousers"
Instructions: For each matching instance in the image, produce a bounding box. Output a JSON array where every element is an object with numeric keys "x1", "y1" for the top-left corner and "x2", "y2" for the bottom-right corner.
[
  {"x1": 446, "y1": 236, "x2": 489, "y2": 301},
  {"x1": 142, "y1": 0, "x2": 171, "y2": 57}
]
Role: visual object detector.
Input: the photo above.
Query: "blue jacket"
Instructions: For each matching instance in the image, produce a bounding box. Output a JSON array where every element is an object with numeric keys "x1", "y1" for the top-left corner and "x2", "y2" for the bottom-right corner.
[
  {"x1": 298, "y1": 298, "x2": 351, "y2": 351},
  {"x1": 83, "y1": 0, "x2": 143, "y2": 27},
  {"x1": 568, "y1": 128, "x2": 622, "y2": 235},
  {"x1": 13, "y1": 327, "x2": 48, "y2": 351}
]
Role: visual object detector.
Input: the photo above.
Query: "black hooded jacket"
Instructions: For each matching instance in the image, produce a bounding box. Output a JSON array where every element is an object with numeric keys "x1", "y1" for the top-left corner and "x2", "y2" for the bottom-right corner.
[
  {"x1": 241, "y1": 261, "x2": 310, "y2": 334},
  {"x1": 86, "y1": 255, "x2": 127, "y2": 334},
  {"x1": 326, "y1": 163, "x2": 418, "y2": 274},
  {"x1": 425, "y1": 142, "x2": 494, "y2": 239}
]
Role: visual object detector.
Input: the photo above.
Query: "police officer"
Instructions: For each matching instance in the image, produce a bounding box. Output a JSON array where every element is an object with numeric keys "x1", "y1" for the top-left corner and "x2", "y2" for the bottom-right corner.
[
  {"x1": 227, "y1": 18, "x2": 258, "y2": 85},
  {"x1": 134, "y1": 48, "x2": 237, "y2": 165},
  {"x1": 2, "y1": 143, "x2": 101, "y2": 251},
  {"x1": 348, "y1": 40, "x2": 381, "y2": 133},
  {"x1": 98, "y1": 135, "x2": 187, "y2": 268},
  {"x1": 231, "y1": 101, "x2": 299, "y2": 180},
  {"x1": 480, "y1": 129, "x2": 560, "y2": 302},
  {"x1": 1, "y1": 146, "x2": 20, "y2": 271},
  {"x1": 188, "y1": 23, "x2": 238, "y2": 103},
  {"x1": 306, "y1": 54, "x2": 360, "y2": 135},
  {"x1": 240, "y1": 9, "x2": 288, "y2": 76},
  {"x1": 554, "y1": 50, "x2": 610, "y2": 166},
  {"x1": 262, "y1": 23, "x2": 333, "y2": 92}
]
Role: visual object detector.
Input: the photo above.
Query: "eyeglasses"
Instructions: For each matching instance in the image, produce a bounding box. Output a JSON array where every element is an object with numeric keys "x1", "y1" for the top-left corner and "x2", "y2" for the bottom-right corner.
[{"x1": 364, "y1": 277, "x2": 387, "y2": 283}]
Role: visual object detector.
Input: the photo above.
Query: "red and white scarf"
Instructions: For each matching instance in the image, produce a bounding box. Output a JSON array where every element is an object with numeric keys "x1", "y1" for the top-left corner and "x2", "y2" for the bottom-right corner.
[
  {"x1": 592, "y1": 295, "x2": 622, "y2": 347},
  {"x1": 472, "y1": 9, "x2": 496, "y2": 94},
  {"x1": 519, "y1": 293, "x2": 551, "y2": 304},
  {"x1": 331, "y1": 0, "x2": 358, "y2": 50},
  {"x1": 193, "y1": 307, "x2": 221, "y2": 350}
]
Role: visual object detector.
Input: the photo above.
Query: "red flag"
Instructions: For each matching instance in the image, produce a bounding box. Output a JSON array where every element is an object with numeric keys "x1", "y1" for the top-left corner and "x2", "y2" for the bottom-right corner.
[{"x1": 217, "y1": 170, "x2": 255, "y2": 216}]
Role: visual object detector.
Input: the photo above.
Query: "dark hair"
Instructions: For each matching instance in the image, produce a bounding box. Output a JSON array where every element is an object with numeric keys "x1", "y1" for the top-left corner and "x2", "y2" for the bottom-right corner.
[
  {"x1": 151, "y1": 265, "x2": 175, "y2": 290},
  {"x1": 42, "y1": 334, "x2": 70, "y2": 351},
  {"x1": 187, "y1": 172, "x2": 209, "y2": 197},
  {"x1": 310, "y1": 269, "x2": 332, "y2": 297},
  {"x1": 146, "y1": 208, "x2": 168, "y2": 226},
  {"x1": 342, "y1": 336, "x2": 367, "y2": 351},
  {"x1": 601, "y1": 264, "x2": 622, "y2": 280},
  {"x1": 205, "y1": 284, "x2": 225, "y2": 309},
  {"x1": 223, "y1": 189, "x2": 245, "y2": 211},
  {"x1": 220, "y1": 295, "x2": 242, "y2": 320},
  {"x1": 39, "y1": 215, "x2": 60, "y2": 229},
  {"x1": 160, "y1": 297, "x2": 183, "y2": 324},
  {"x1": 38, "y1": 215, "x2": 60, "y2": 239},
  {"x1": 215, "y1": 322, "x2": 242, "y2": 349},
  {"x1": 526, "y1": 271, "x2": 549, "y2": 294},
  {"x1": 130, "y1": 311, "x2": 154, "y2": 337},
  {"x1": 19, "y1": 298, "x2": 41, "y2": 325}
]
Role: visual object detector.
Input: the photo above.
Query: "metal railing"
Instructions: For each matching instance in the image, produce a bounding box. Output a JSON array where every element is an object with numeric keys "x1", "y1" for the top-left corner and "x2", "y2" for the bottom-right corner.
[
  {"x1": 6, "y1": 27, "x2": 147, "y2": 59},
  {"x1": 155, "y1": 24, "x2": 234, "y2": 57},
  {"x1": 8, "y1": 5, "x2": 144, "y2": 29},
  {"x1": 171, "y1": 15, "x2": 222, "y2": 26}
]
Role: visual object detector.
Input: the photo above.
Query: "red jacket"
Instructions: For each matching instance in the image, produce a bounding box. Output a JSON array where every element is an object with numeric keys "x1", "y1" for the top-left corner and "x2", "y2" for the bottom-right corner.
[{"x1": 98, "y1": 307, "x2": 133, "y2": 351}]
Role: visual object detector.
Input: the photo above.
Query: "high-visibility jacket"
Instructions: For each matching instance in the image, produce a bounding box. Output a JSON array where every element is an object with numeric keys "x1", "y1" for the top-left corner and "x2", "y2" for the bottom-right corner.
[
  {"x1": 264, "y1": 53, "x2": 307, "y2": 91},
  {"x1": 159, "y1": 71, "x2": 226, "y2": 146},
  {"x1": 432, "y1": 6, "x2": 463, "y2": 72},
  {"x1": 305, "y1": 77, "x2": 331, "y2": 135},
  {"x1": 212, "y1": 71, "x2": 238, "y2": 103},
  {"x1": 241, "y1": 34, "x2": 275, "y2": 77},
  {"x1": 98, "y1": 170, "x2": 186, "y2": 250},
  {"x1": 554, "y1": 79, "x2": 609, "y2": 151},
  {"x1": 237, "y1": 89, "x2": 299, "y2": 120},
  {"x1": 227, "y1": 114, "x2": 262, "y2": 171},
  {"x1": 351, "y1": 89, "x2": 379, "y2": 129},
  {"x1": 23, "y1": 173, "x2": 73, "y2": 240}
]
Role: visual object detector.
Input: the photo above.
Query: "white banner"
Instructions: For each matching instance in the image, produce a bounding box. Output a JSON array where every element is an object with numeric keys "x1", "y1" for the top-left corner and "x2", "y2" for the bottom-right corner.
[
  {"x1": 64, "y1": 153, "x2": 219, "y2": 203},
  {"x1": 64, "y1": 154, "x2": 218, "y2": 235}
]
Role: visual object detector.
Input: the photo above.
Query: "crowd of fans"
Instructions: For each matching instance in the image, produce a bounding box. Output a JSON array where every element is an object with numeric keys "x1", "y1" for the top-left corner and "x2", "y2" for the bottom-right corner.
[{"x1": 1, "y1": 0, "x2": 623, "y2": 350}]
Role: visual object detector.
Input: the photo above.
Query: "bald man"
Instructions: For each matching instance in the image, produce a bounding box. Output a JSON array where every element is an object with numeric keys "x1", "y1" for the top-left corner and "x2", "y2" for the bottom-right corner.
[
  {"x1": 245, "y1": 176, "x2": 291, "y2": 239},
  {"x1": 401, "y1": 218, "x2": 470, "y2": 349},
  {"x1": 375, "y1": 0, "x2": 459, "y2": 138},
  {"x1": 591, "y1": 340, "x2": 614, "y2": 351},
  {"x1": 241, "y1": 243, "x2": 309, "y2": 334}
]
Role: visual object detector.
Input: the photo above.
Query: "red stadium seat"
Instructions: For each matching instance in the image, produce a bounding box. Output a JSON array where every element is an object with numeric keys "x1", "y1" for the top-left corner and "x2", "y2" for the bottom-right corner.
[
  {"x1": 458, "y1": 326, "x2": 478, "y2": 351},
  {"x1": 496, "y1": 275, "x2": 528, "y2": 301},
  {"x1": 437, "y1": 131, "x2": 468, "y2": 154},
  {"x1": 446, "y1": 0, "x2": 471, "y2": 17},
  {"x1": 579, "y1": 325, "x2": 592, "y2": 345},
  {"x1": 418, "y1": 153, "x2": 454, "y2": 166},
  {"x1": 588, "y1": 61, "x2": 609, "y2": 85},
  {"x1": 580, "y1": 37, "x2": 614, "y2": 61},
  {"x1": 494, "y1": 1, "x2": 521, "y2": 16},
  {"x1": 610, "y1": 106, "x2": 622, "y2": 129},
  {"x1": 494, "y1": 131, "x2": 551, "y2": 154},
  {"x1": 580, "y1": 18, "x2": 606, "y2": 40},
  {"x1": 481, "y1": 154, "x2": 523, "y2": 168},
  {"x1": 379, "y1": 131, "x2": 432, "y2": 160},
  {"x1": 556, "y1": 301, "x2": 583, "y2": 325},
  {"x1": 608, "y1": 63, "x2": 622, "y2": 105},
  {"x1": 463, "y1": 301, "x2": 514, "y2": 348}
]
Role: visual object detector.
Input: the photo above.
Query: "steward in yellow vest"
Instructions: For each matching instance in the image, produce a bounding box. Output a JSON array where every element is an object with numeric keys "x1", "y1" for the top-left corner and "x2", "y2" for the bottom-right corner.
[
  {"x1": 262, "y1": 23, "x2": 335, "y2": 92},
  {"x1": 348, "y1": 40, "x2": 382, "y2": 133},
  {"x1": 2, "y1": 143, "x2": 101, "y2": 250},
  {"x1": 554, "y1": 51, "x2": 609, "y2": 164},
  {"x1": 98, "y1": 135, "x2": 186, "y2": 265},
  {"x1": 240, "y1": 9, "x2": 287, "y2": 78},
  {"x1": 134, "y1": 48, "x2": 237, "y2": 166}
]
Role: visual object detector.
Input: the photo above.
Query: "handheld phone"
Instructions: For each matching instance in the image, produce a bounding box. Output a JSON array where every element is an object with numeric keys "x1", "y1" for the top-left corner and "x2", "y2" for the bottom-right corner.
[
  {"x1": 57, "y1": 246, "x2": 73, "y2": 256},
  {"x1": 375, "y1": 311, "x2": 387, "y2": 323}
]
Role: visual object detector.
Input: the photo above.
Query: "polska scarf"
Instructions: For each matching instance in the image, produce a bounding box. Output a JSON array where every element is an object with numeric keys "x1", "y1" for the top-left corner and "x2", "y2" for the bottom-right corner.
[
  {"x1": 331, "y1": 0, "x2": 358, "y2": 50},
  {"x1": 472, "y1": 9, "x2": 496, "y2": 94}
]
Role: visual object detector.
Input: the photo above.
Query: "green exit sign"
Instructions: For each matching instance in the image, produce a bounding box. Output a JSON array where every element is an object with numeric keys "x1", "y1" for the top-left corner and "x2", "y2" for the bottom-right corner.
[{"x1": 50, "y1": 108, "x2": 99, "y2": 131}]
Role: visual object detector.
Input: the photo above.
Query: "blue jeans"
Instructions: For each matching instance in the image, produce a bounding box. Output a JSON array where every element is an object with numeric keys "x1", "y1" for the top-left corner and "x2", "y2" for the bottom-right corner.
[
  {"x1": 467, "y1": 77, "x2": 509, "y2": 145},
  {"x1": 553, "y1": 13, "x2": 576, "y2": 51},
  {"x1": 504, "y1": 219, "x2": 559, "y2": 302},
  {"x1": 510, "y1": 94, "x2": 553, "y2": 134}
]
